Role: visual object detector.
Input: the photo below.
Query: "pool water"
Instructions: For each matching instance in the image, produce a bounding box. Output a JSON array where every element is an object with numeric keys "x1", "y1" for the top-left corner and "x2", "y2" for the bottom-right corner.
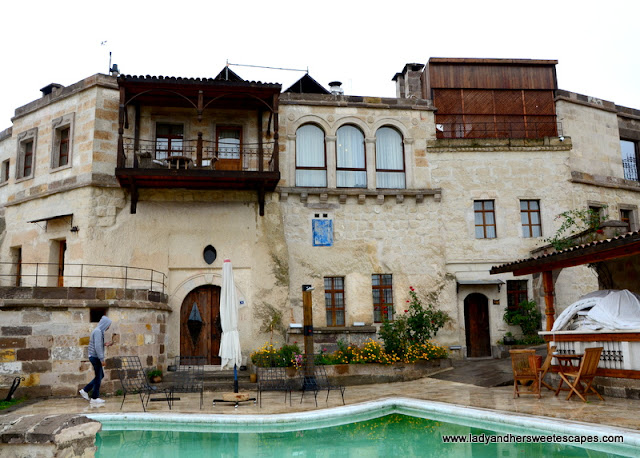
[{"x1": 96, "y1": 414, "x2": 626, "y2": 457}]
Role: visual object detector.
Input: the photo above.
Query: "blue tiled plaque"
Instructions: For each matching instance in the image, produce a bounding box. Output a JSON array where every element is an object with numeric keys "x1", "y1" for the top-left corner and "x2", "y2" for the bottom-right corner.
[{"x1": 312, "y1": 219, "x2": 333, "y2": 246}]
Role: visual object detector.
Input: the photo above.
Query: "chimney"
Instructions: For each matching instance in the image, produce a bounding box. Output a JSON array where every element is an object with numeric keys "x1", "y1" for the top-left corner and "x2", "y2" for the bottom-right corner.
[
  {"x1": 329, "y1": 81, "x2": 344, "y2": 96},
  {"x1": 40, "y1": 83, "x2": 64, "y2": 98},
  {"x1": 394, "y1": 63, "x2": 424, "y2": 99},
  {"x1": 392, "y1": 72, "x2": 405, "y2": 98}
]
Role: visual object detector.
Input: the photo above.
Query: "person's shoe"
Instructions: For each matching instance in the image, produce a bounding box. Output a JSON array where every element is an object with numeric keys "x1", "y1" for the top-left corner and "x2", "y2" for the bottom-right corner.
[
  {"x1": 79, "y1": 389, "x2": 90, "y2": 401},
  {"x1": 90, "y1": 398, "x2": 106, "y2": 405}
]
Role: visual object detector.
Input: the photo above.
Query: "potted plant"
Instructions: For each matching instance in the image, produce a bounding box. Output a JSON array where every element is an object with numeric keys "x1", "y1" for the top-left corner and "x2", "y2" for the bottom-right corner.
[
  {"x1": 147, "y1": 369, "x2": 163, "y2": 383},
  {"x1": 502, "y1": 331, "x2": 516, "y2": 345}
]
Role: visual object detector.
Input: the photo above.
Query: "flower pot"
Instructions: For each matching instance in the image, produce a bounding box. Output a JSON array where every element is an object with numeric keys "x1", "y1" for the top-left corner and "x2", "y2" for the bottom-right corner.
[
  {"x1": 503, "y1": 336, "x2": 517, "y2": 345},
  {"x1": 250, "y1": 373, "x2": 257, "y2": 383},
  {"x1": 150, "y1": 375, "x2": 162, "y2": 383},
  {"x1": 286, "y1": 367, "x2": 297, "y2": 377}
]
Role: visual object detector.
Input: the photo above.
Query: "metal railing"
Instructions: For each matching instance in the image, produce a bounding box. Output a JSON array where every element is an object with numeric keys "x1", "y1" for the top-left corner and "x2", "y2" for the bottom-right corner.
[
  {"x1": 622, "y1": 156, "x2": 639, "y2": 181},
  {"x1": 122, "y1": 137, "x2": 276, "y2": 172},
  {"x1": 0, "y1": 262, "x2": 166, "y2": 293},
  {"x1": 435, "y1": 121, "x2": 562, "y2": 140}
]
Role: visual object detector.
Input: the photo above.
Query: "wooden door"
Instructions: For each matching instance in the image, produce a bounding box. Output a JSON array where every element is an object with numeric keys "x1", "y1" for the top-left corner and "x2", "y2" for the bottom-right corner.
[
  {"x1": 464, "y1": 293, "x2": 491, "y2": 357},
  {"x1": 216, "y1": 126, "x2": 242, "y2": 170},
  {"x1": 57, "y1": 240, "x2": 66, "y2": 287},
  {"x1": 180, "y1": 286, "x2": 222, "y2": 364}
]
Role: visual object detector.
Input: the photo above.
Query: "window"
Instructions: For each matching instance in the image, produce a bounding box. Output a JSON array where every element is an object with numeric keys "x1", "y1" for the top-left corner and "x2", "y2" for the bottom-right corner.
[
  {"x1": 620, "y1": 205, "x2": 638, "y2": 232},
  {"x1": 51, "y1": 113, "x2": 74, "y2": 169},
  {"x1": 296, "y1": 124, "x2": 326, "y2": 187},
  {"x1": 620, "y1": 209, "x2": 631, "y2": 232},
  {"x1": 474, "y1": 200, "x2": 496, "y2": 239},
  {"x1": 621, "y1": 139, "x2": 639, "y2": 181},
  {"x1": 375, "y1": 127, "x2": 405, "y2": 188},
  {"x1": 336, "y1": 125, "x2": 366, "y2": 188},
  {"x1": 507, "y1": 280, "x2": 528, "y2": 311},
  {"x1": 16, "y1": 128, "x2": 37, "y2": 180},
  {"x1": 1, "y1": 159, "x2": 9, "y2": 183},
  {"x1": 155, "y1": 123, "x2": 183, "y2": 160},
  {"x1": 372, "y1": 274, "x2": 393, "y2": 322},
  {"x1": 520, "y1": 200, "x2": 541, "y2": 237},
  {"x1": 324, "y1": 277, "x2": 345, "y2": 326},
  {"x1": 90, "y1": 308, "x2": 107, "y2": 323}
]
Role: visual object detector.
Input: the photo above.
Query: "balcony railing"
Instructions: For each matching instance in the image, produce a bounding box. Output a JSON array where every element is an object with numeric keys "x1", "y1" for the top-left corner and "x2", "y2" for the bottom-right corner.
[
  {"x1": 122, "y1": 137, "x2": 276, "y2": 172},
  {"x1": 0, "y1": 262, "x2": 166, "y2": 293},
  {"x1": 435, "y1": 121, "x2": 562, "y2": 140},
  {"x1": 623, "y1": 156, "x2": 639, "y2": 181}
]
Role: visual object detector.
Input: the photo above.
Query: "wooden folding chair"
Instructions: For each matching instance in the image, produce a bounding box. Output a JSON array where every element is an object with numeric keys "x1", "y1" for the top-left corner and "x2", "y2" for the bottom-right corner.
[
  {"x1": 510, "y1": 349, "x2": 540, "y2": 398},
  {"x1": 538, "y1": 345, "x2": 556, "y2": 391},
  {"x1": 559, "y1": 347, "x2": 604, "y2": 402}
]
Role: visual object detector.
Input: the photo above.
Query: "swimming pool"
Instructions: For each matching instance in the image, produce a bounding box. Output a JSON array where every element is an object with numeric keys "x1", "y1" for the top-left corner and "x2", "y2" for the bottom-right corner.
[{"x1": 89, "y1": 398, "x2": 640, "y2": 457}]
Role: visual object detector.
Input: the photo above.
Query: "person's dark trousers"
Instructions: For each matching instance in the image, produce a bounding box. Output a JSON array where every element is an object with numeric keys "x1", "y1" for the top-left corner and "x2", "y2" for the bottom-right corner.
[{"x1": 84, "y1": 356, "x2": 104, "y2": 399}]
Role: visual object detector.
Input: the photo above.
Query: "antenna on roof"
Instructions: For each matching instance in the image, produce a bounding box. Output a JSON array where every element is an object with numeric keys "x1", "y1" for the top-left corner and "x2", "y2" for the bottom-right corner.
[{"x1": 227, "y1": 62, "x2": 308, "y2": 73}]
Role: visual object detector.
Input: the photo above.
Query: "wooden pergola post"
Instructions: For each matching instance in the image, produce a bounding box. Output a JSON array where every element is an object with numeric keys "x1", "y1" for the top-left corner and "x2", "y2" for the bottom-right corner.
[
  {"x1": 542, "y1": 270, "x2": 556, "y2": 331},
  {"x1": 302, "y1": 284, "x2": 317, "y2": 389}
]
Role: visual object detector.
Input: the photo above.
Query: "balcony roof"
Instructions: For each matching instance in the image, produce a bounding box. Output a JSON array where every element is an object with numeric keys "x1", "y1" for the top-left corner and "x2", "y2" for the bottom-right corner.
[{"x1": 117, "y1": 74, "x2": 281, "y2": 111}]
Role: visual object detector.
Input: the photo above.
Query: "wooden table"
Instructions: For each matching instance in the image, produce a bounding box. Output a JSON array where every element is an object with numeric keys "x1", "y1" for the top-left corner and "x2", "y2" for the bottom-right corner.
[
  {"x1": 553, "y1": 353, "x2": 583, "y2": 396},
  {"x1": 165, "y1": 155, "x2": 193, "y2": 169}
]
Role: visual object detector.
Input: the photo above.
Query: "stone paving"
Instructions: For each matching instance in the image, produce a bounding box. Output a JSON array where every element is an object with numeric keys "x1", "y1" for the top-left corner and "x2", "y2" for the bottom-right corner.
[{"x1": 7, "y1": 374, "x2": 640, "y2": 433}]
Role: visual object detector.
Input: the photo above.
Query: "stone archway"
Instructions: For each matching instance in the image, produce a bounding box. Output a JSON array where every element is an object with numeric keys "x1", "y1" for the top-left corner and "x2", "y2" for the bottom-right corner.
[
  {"x1": 464, "y1": 293, "x2": 491, "y2": 358},
  {"x1": 179, "y1": 285, "x2": 222, "y2": 364}
]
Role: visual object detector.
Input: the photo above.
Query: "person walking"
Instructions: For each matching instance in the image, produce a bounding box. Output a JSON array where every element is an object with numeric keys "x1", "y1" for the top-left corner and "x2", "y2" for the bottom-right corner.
[{"x1": 79, "y1": 315, "x2": 113, "y2": 405}]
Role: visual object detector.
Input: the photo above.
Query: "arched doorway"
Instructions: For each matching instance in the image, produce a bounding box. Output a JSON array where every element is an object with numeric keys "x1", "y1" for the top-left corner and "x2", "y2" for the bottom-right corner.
[
  {"x1": 464, "y1": 293, "x2": 491, "y2": 358},
  {"x1": 180, "y1": 285, "x2": 222, "y2": 364}
]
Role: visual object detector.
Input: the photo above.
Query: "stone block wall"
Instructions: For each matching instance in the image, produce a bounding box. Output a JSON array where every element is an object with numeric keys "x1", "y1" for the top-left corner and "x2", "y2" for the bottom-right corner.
[{"x1": 0, "y1": 293, "x2": 169, "y2": 399}]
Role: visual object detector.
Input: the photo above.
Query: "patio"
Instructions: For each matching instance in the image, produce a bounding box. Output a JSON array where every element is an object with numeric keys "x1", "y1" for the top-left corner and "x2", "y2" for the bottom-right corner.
[{"x1": 9, "y1": 375, "x2": 640, "y2": 432}]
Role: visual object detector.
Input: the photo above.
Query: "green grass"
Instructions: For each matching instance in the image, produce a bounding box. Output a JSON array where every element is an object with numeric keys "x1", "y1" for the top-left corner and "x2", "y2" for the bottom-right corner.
[{"x1": 0, "y1": 397, "x2": 26, "y2": 410}]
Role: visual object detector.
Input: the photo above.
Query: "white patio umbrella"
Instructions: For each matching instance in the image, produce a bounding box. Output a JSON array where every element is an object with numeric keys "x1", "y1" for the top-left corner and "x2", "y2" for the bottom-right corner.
[{"x1": 218, "y1": 259, "x2": 242, "y2": 392}]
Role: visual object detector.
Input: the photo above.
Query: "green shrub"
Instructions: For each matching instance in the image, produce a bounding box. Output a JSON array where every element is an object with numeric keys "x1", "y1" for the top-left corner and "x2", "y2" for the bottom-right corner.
[
  {"x1": 504, "y1": 299, "x2": 542, "y2": 337},
  {"x1": 379, "y1": 287, "x2": 450, "y2": 359}
]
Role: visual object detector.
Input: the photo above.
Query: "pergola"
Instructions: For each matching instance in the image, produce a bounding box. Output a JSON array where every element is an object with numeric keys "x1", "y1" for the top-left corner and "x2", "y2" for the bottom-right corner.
[{"x1": 490, "y1": 231, "x2": 640, "y2": 331}]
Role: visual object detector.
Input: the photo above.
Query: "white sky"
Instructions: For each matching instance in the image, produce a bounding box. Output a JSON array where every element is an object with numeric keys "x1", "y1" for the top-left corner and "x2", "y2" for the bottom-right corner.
[{"x1": 1, "y1": 0, "x2": 638, "y2": 128}]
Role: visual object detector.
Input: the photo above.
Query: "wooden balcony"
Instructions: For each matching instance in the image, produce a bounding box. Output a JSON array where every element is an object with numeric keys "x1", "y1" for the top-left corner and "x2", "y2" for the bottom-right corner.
[{"x1": 115, "y1": 73, "x2": 281, "y2": 215}]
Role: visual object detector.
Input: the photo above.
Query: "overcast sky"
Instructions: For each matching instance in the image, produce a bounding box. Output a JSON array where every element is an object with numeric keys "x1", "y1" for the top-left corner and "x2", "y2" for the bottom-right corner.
[{"x1": 1, "y1": 0, "x2": 638, "y2": 127}]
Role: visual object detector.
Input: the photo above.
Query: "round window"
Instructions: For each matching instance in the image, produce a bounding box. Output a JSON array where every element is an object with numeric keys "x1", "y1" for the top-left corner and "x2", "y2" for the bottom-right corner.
[{"x1": 203, "y1": 245, "x2": 217, "y2": 265}]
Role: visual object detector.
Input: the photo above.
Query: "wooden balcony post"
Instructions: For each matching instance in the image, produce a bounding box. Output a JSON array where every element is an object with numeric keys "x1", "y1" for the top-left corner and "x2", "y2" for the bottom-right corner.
[
  {"x1": 196, "y1": 132, "x2": 203, "y2": 167},
  {"x1": 117, "y1": 86, "x2": 126, "y2": 168},
  {"x1": 272, "y1": 94, "x2": 279, "y2": 172},
  {"x1": 258, "y1": 109, "x2": 264, "y2": 172},
  {"x1": 542, "y1": 270, "x2": 555, "y2": 331}
]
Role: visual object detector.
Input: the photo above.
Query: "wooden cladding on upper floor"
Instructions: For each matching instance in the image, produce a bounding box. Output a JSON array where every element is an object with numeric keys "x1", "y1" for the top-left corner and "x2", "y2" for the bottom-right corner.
[{"x1": 425, "y1": 59, "x2": 558, "y2": 93}]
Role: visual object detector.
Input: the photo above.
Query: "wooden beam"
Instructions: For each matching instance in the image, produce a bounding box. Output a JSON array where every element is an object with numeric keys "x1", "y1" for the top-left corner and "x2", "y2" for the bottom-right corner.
[
  {"x1": 542, "y1": 270, "x2": 555, "y2": 331},
  {"x1": 117, "y1": 86, "x2": 126, "y2": 168},
  {"x1": 493, "y1": 237, "x2": 640, "y2": 276}
]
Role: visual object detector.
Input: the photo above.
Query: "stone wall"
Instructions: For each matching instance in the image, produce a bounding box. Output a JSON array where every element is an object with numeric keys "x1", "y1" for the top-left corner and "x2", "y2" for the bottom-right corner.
[
  {"x1": 0, "y1": 414, "x2": 100, "y2": 458},
  {"x1": 0, "y1": 291, "x2": 169, "y2": 398}
]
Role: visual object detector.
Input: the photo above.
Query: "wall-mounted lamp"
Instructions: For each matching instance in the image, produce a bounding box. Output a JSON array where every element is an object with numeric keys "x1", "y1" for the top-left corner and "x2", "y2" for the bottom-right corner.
[{"x1": 70, "y1": 226, "x2": 79, "y2": 233}]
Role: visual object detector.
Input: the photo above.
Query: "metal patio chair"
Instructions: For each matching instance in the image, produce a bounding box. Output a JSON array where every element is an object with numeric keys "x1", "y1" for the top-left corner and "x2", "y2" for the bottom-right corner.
[
  {"x1": 171, "y1": 356, "x2": 205, "y2": 409},
  {"x1": 300, "y1": 365, "x2": 346, "y2": 407},
  {"x1": 257, "y1": 366, "x2": 300, "y2": 407},
  {"x1": 116, "y1": 356, "x2": 172, "y2": 412}
]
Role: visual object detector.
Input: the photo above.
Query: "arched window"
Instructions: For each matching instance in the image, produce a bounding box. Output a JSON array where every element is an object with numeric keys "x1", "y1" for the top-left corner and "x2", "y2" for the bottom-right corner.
[
  {"x1": 296, "y1": 124, "x2": 326, "y2": 187},
  {"x1": 375, "y1": 127, "x2": 405, "y2": 188},
  {"x1": 336, "y1": 125, "x2": 366, "y2": 188}
]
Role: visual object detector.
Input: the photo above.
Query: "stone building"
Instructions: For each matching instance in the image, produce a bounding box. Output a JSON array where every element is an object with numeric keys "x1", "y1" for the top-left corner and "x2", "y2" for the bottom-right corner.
[{"x1": 0, "y1": 58, "x2": 638, "y2": 397}]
